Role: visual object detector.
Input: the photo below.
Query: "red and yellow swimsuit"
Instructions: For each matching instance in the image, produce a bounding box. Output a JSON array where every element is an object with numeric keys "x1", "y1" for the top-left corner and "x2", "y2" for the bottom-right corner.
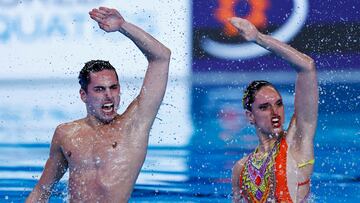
[{"x1": 239, "y1": 137, "x2": 311, "y2": 202}]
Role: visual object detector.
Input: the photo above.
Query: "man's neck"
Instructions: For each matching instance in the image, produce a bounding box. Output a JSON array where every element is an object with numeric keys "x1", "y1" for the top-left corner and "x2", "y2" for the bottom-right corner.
[{"x1": 85, "y1": 115, "x2": 118, "y2": 130}]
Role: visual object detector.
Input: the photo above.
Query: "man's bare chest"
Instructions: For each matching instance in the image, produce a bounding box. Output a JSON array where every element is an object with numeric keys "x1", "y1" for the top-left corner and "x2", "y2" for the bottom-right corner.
[{"x1": 61, "y1": 129, "x2": 131, "y2": 169}]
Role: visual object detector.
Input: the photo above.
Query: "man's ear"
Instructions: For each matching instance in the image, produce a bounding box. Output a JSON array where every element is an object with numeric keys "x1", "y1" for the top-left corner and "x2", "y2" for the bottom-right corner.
[
  {"x1": 245, "y1": 109, "x2": 255, "y2": 125},
  {"x1": 80, "y1": 89, "x2": 87, "y2": 103}
]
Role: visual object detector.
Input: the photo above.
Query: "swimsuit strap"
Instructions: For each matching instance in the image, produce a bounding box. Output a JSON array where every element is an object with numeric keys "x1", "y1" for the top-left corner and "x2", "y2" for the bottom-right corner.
[
  {"x1": 297, "y1": 159, "x2": 313, "y2": 201},
  {"x1": 297, "y1": 159, "x2": 315, "y2": 169},
  {"x1": 274, "y1": 137, "x2": 293, "y2": 202},
  {"x1": 297, "y1": 178, "x2": 310, "y2": 186}
]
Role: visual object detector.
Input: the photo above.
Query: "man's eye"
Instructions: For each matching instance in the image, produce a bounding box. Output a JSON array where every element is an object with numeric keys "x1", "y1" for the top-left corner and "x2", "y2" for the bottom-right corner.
[
  {"x1": 259, "y1": 105, "x2": 268, "y2": 110},
  {"x1": 94, "y1": 87, "x2": 104, "y2": 92}
]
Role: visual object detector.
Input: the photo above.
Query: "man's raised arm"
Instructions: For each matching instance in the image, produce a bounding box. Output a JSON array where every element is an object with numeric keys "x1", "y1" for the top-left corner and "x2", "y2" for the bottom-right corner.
[{"x1": 89, "y1": 7, "x2": 171, "y2": 125}]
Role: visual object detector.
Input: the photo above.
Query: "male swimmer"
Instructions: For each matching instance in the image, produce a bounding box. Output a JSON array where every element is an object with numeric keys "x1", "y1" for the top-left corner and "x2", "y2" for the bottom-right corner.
[
  {"x1": 26, "y1": 6, "x2": 171, "y2": 202},
  {"x1": 230, "y1": 17, "x2": 318, "y2": 202}
]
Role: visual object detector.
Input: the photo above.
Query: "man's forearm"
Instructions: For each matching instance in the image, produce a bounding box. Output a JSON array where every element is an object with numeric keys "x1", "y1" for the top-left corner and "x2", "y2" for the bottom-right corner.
[
  {"x1": 26, "y1": 185, "x2": 51, "y2": 203},
  {"x1": 119, "y1": 21, "x2": 171, "y2": 62}
]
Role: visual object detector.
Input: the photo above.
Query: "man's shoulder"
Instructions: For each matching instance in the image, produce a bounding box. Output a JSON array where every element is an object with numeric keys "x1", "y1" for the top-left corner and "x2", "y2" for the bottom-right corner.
[{"x1": 55, "y1": 118, "x2": 87, "y2": 137}]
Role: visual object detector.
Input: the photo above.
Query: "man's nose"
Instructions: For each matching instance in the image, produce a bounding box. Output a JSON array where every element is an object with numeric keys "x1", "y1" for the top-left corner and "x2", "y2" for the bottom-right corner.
[{"x1": 104, "y1": 88, "x2": 112, "y2": 98}]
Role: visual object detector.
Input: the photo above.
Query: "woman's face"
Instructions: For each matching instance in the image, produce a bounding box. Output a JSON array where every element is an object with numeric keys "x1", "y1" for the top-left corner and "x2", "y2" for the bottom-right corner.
[{"x1": 247, "y1": 86, "x2": 285, "y2": 136}]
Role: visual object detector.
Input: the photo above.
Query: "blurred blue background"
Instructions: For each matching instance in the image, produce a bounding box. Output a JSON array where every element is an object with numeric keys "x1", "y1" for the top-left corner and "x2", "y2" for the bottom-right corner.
[{"x1": 0, "y1": 0, "x2": 359, "y2": 202}]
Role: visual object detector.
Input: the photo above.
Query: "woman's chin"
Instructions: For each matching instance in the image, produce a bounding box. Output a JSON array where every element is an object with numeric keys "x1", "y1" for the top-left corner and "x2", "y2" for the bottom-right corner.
[{"x1": 272, "y1": 127, "x2": 283, "y2": 135}]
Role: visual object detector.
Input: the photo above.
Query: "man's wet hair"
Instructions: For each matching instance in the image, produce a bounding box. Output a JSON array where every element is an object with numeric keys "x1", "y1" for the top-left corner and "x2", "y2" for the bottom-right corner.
[
  {"x1": 242, "y1": 80, "x2": 279, "y2": 111},
  {"x1": 78, "y1": 60, "x2": 119, "y2": 92}
]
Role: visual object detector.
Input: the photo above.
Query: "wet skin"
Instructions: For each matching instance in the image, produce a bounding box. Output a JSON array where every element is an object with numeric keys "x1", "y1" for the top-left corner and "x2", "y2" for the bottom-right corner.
[
  {"x1": 247, "y1": 86, "x2": 285, "y2": 136},
  {"x1": 242, "y1": 86, "x2": 311, "y2": 201},
  {"x1": 56, "y1": 69, "x2": 145, "y2": 202},
  {"x1": 80, "y1": 69, "x2": 121, "y2": 124},
  {"x1": 230, "y1": 17, "x2": 318, "y2": 202},
  {"x1": 26, "y1": 6, "x2": 171, "y2": 203},
  {"x1": 57, "y1": 113, "x2": 148, "y2": 202}
]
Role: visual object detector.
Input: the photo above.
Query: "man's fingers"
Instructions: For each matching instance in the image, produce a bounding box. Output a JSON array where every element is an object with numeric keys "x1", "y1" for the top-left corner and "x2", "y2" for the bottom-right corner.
[
  {"x1": 89, "y1": 12, "x2": 109, "y2": 24},
  {"x1": 99, "y1": 7, "x2": 112, "y2": 13},
  {"x1": 89, "y1": 10, "x2": 106, "y2": 19},
  {"x1": 98, "y1": 23, "x2": 110, "y2": 31},
  {"x1": 89, "y1": 14, "x2": 104, "y2": 24},
  {"x1": 97, "y1": 7, "x2": 111, "y2": 15}
]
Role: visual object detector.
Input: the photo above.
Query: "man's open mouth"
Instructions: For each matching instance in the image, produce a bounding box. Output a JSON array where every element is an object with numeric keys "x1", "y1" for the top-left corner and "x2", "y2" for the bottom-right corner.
[{"x1": 102, "y1": 103, "x2": 114, "y2": 113}]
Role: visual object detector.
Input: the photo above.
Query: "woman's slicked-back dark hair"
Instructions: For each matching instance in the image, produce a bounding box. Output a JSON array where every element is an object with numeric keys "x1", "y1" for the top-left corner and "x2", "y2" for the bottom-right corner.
[
  {"x1": 78, "y1": 60, "x2": 118, "y2": 92},
  {"x1": 242, "y1": 80, "x2": 277, "y2": 111}
]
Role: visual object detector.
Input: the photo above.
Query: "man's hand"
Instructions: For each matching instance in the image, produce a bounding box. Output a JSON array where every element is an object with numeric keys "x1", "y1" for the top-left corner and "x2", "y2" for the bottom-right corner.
[
  {"x1": 89, "y1": 7, "x2": 125, "y2": 32},
  {"x1": 229, "y1": 17, "x2": 259, "y2": 42}
]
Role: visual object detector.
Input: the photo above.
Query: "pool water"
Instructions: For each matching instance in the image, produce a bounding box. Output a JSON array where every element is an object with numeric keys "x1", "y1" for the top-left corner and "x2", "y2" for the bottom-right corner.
[{"x1": 0, "y1": 74, "x2": 359, "y2": 202}]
